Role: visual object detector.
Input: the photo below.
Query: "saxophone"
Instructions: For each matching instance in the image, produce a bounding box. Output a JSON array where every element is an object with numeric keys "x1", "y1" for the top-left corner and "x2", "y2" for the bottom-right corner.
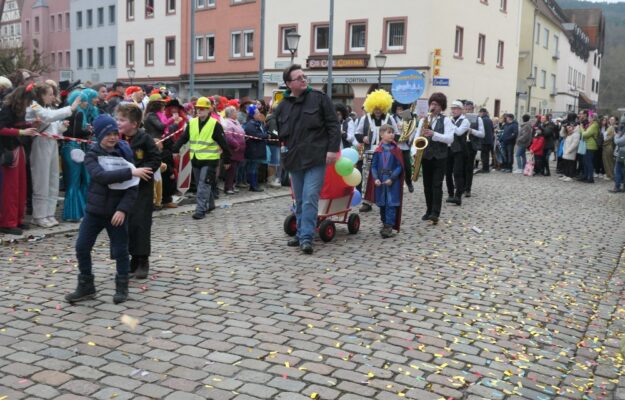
[
  {"x1": 398, "y1": 102, "x2": 417, "y2": 143},
  {"x1": 411, "y1": 113, "x2": 431, "y2": 182}
]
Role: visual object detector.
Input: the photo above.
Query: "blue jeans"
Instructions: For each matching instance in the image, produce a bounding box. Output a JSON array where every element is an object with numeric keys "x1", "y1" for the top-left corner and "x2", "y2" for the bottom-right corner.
[
  {"x1": 75, "y1": 212, "x2": 130, "y2": 276},
  {"x1": 193, "y1": 165, "x2": 216, "y2": 215},
  {"x1": 289, "y1": 164, "x2": 326, "y2": 244},
  {"x1": 583, "y1": 150, "x2": 595, "y2": 182},
  {"x1": 615, "y1": 161, "x2": 624, "y2": 189},
  {"x1": 246, "y1": 160, "x2": 260, "y2": 189},
  {"x1": 379, "y1": 205, "x2": 397, "y2": 226},
  {"x1": 516, "y1": 146, "x2": 527, "y2": 171}
]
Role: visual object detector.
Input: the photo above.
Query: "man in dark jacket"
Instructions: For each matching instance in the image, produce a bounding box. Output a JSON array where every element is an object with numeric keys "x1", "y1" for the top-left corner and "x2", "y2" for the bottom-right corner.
[
  {"x1": 500, "y1": 114, "x2": 518, "y2": 172},
  {"x1": 540, "y1": 114, "x2": 556, "y2": 176},
  {"x1": 479, "y1": 108, "x2": 494, "y2": 173},
  {"x1": 274, "y1": 64, "x2": 340, "y2": 254},
  {"x1": 65, "y1": 115, "x2": 153, "y2": 305}
]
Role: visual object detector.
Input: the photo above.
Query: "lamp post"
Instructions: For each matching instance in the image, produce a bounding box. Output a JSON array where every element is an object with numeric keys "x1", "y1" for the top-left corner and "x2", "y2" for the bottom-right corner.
[
  {"x1": 286, "y1": 31, "x2": 301, "y2": 64},
  {"x1": 526, "y1": 74, "x2": 536, "y2": 114},
  {"x1": 127, "y1": 67, "x2": 136, "y2": 86},
  {"x1": 374, "y1": 50, "x2": 387, "y2": 89}
]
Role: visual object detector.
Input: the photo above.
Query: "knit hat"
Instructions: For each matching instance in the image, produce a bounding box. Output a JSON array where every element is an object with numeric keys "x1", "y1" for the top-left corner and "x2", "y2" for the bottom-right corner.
[
  {"x1": 247, "y1": 104, "x2": 258, "y2": 120},
  {"x1": 93, "y1": 115, "x2": 119, "y2": 143}
]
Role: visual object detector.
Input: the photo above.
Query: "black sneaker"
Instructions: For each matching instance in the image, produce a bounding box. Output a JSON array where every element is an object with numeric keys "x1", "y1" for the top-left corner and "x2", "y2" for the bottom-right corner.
[
  {"x1": 300, "y1": 242, "x2": 313, "y2": 254},
  {"x1": 428, "y1": 215, "x2": 439, "y2": 225},
  {"x1": 465, "y1": 191, "x2": 471, "y2": 198},
  {"x1": 287, "y1": 238, "x2": 300, "y2": 247},
  {"x1": 249, "y1": 187, "x2": 264, "y2": 192},
  {"x1": 407, "y1": 183, "x2": 414, "y2": 193},
  {"x1": 421, "y1": 213, "x2": 430, "y2": 221},
  {"x1": 192, "y1": 213, "x2": 205, "y2": 220},
  {"x1": 445, "y1": 196, "x2": 455, "y2": 203},
  {"x1": 0, "y1": 227, "x2": 23, "y2": 235},
  {"x1": 359, "y1": 203, "x2": 372, "y2": 212}
]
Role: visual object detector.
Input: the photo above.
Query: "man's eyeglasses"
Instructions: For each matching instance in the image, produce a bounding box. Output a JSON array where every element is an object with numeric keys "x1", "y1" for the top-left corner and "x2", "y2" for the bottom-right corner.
[{"x1": 288, "y1": 76, "x2": 308, "y2": 83}]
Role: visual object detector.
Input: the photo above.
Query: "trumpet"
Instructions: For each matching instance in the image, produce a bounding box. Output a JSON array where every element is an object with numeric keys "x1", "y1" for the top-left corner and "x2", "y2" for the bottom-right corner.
[{"x1": 411, "y1": 113, "x2": 431, "y2": 182}]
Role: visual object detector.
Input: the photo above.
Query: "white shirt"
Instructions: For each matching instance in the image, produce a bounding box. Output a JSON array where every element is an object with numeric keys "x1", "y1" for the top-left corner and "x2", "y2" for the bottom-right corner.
[
  {"x1": 355, "y1": 114, "x2": 399, "y2": 147},
  {"x1": 411, "y1": 114, "x2": 455, "y2": 155}
]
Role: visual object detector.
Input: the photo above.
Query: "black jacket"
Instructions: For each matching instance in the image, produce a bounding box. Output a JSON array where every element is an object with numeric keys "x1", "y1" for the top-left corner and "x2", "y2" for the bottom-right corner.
[
  {"x1": 482, "y1": 116, "x2": 495, "y2": 146},
  {"x1": 541, "y1": 121, "x2": 556, "y2": 150},
  {"x1": 172, "y1": 116, "x2": 232, "y2": 167},
  {"x1": 127, "y1": 128, "x2": 161, "y2": 178},
  {"x1": 274, "y1": 89, "x2": 340, "y2": 171},
  {"x1": 84, "y1": 144, "x2": 138, "y2": 217},
  {"x1": 243, "y1": 120, "x2": 268, "y2": 160}
]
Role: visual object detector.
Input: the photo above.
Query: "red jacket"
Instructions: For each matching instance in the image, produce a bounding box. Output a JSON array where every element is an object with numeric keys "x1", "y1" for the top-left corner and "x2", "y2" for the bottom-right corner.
[{"x1": 529, "y1": 136, "x2": 545, "y2": 156}]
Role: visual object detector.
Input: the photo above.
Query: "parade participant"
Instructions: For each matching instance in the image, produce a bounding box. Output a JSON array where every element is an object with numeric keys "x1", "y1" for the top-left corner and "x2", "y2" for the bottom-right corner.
[
  {"x1": 411, "y1": 92, "x2": 454, "y2": 225},
  {"x1": 393, "y1": 103, "x2": 416, "y2": 193},
  {"x1": 65, "y1": 115, "x2": 152, "y2": 305},
  {"x1": 0, "y1": 86, "x2": 38, "y2": 235},
  {"x1": 479, "y1": 108, "x2": 495, "y2": 173},
  {"x1": 222, "y1": 106, "x2": 246, "y2": 195},
  {"x1": 27, "y1": 82, "x2": 81, "y2": 228},
  {"x1": 365, "y1": 124, "x2": 405, "y2": 238},
  {"x1": 274, "y1": 64, "x2": 340, "y2": 254},
  {"x1": 355, "y1": 89, "x2": 399, "y2": 212},
  {"x1": 335, "y1": 103, "x2": 357, "y2": 150},
  {"x1": 62, "y1": 89, "x2": 99, "y2": 222},
  {"x1": 462, "y1": 101, "x2": 484, "y2": 196},
  {"x1": 243, "y1": 104, "x2": 268, "y2": 192},
  {"x1": 106, "y1": 82, "x2": 125, "y2": 114},
  {"x1": 446, "y1": 100, "x2": 469, "y2": 206},
  {"x1": 124, "y1": 86, "x2": 145, "y2": 112},
  {"x1": 172, "y1": 97, "x2": 231, "y2": 220},
  {"x1": 117, "y1": 103, "x2": 161, "y2": 279}
]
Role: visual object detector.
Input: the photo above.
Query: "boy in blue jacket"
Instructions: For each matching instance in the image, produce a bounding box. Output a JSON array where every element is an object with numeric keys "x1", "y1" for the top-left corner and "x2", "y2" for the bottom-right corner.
[{"x1": 65, "y1": 115, "x2": 153, "y2": 305}]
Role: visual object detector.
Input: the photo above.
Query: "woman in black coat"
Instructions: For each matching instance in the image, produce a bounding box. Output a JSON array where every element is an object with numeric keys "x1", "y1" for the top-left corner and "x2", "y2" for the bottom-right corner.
[{"x1": 243, "y1": 105, "x2": 268, "y2": 192}]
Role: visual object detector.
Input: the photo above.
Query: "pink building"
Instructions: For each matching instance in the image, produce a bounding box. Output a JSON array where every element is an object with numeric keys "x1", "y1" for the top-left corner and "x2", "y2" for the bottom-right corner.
[{"x1": 21, "y1": 0, "x2": 71, "y2": 82}]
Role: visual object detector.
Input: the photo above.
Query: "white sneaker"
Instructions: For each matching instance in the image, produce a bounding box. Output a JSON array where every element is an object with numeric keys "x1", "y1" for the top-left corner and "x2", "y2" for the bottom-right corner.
[
  {"x1": 562, "y1": 177, "x2": 572, "y2": 182},
  {"x1": 46, "y1": 217, "x2": 60, "y2": 227},
  {"x1": 32, "y1": 218, "x2": 54, "y2": 228},
  {"x1": 512, "y1": 170, "x2": 523, "y2": 174},
  {"x1": 269, "y1": 180, "x2": 281, "y2": 188}
]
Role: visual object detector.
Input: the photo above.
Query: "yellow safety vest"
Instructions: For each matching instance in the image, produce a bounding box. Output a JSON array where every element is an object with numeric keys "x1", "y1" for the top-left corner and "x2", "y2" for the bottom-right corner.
[{"x1": 189, "y1": 117, "x2": 220, "y2": 160}]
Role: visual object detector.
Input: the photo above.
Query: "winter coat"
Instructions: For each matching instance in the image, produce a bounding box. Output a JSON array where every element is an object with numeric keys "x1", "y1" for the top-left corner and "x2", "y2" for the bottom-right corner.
[
  {"x1": 274, "y1": 88, "x2": 340, "y2": 172},
  {"x1": 561, "y1": 126, "x2": 581, "y2": 161},
  {"x1": 265, "y1": 113, "x2": 280, "y2": 147},
  {"x1": 501, "y1": 121, "x2": 518, "y2": 145},
  {"x1": 581, "y1": 121, "x2": 600, "y2": 151},
  {"x1": 541, "y1": 121, "x2": 556, "y2": 150},
  {"x1": 221, "y1": 118, "x2": 246, "y2": 162},
  {"x1": 243, "y1": 119, "x2": 268, "y2": 161},
  {"x1": 529, "y1": 135, "x2": 545, "y2": 156},
  {"x1": 84, "y1": 143, "x2": 138, "y2": 217},
  {"x1": 516, "y1": 122, "x2": 533, "y2": 148}
]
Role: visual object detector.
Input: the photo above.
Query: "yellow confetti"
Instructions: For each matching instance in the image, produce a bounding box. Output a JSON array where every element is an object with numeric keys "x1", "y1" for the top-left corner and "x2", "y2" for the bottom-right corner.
[
  {"x1": 367, "y1": 372, "x2": 375, "y2": 379},
  {"x1": 120, "y1": 315, "x2": 139, "y2": 330},
  {"x1": 285, "y1": 362, "x2": 290, "y2": 368},
  {"x1": 310, "y1": 393, "x2": 318, "y2": 399},
  {"x1": 87, "y1": 342, "x2": 96, "y2": 346}
]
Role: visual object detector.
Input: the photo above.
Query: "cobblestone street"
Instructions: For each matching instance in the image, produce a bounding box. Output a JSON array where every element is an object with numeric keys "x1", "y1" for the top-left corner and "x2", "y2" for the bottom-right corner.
[{"x1": 1, "y1": 171, "x2": 625, "y2": 400}]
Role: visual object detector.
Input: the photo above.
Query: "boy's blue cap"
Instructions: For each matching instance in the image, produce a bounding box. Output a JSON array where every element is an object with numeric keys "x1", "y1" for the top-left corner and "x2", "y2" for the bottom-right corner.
[{"x1": 93, "y1": 115, "x2": 118, "y2": 143}]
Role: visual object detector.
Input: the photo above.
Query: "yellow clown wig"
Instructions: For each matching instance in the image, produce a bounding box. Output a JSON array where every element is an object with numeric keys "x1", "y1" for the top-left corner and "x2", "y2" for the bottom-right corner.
[{"x1": 363, "y1": 89, "x2": 393, "y2": 114}]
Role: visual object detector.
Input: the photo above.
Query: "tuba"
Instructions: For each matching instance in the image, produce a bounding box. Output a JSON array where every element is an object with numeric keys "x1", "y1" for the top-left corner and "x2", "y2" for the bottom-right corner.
[
  {"x1": 411, "y1": 113, "x2": 430, "y2": 182},
  {"x1": 398, "y1": 102, "x2": 418, "y2": 143}
]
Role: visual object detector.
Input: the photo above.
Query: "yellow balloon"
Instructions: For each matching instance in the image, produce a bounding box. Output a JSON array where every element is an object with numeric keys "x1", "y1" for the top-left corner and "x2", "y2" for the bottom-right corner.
[{"x1": 343, "y1": 168, "x2": 362, "y2": 187}]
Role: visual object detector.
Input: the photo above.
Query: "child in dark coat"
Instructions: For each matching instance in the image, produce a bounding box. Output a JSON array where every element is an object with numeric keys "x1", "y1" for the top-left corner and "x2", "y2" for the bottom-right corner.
[
  {"x1": 368, "y1": 124, "x2": 405, "y2": 238},
  {"x1": 65, "y1": 115, "x2": 153, "y2": 305}
]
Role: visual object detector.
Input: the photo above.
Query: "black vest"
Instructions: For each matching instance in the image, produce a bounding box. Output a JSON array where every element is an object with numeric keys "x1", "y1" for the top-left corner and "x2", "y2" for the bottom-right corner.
[
  {"x1": 423, "y1": 116, "x2": 449, "y2": 160},
  {"x1": 450, "y1": 117, "x2": 468, "y2": 153},
  {"x1": 466, "y1": 114, "x2": 483, "y2": 151}
]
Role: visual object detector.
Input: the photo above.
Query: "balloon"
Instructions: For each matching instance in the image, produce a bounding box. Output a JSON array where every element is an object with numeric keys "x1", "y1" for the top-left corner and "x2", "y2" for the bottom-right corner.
[
  {"x1": 335, "y1": 156, "x2": 354, "y2": 177},
  {"x1": 351, "y1": 190, "x2": 362, "y2": 207},
  {"x1": 343, "y1": 169, "x2": 362, "y2": 187},
  {"x1": 321, "y1": 162, "x2": 352, "y2": 199},
  {"x1": 342, "y1": 148, "x2": 359, "y2": 164}
]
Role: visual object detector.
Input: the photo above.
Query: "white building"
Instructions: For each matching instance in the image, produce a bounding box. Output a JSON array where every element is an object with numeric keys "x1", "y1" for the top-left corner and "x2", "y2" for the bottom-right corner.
[
  {"x1": 70, "y1": 0, "x2": 118, "y2": 84},
  {"x1": 116, "y1": 0, "x2": 181, "y2": 90},
  {"x1": 262, "y1": 0, "x2": 520, "y2": 116},
  {"x1": 555, "y1": 22, "x2": 590, "y2": 115},
  {"x1": 1, "y1": 0, "x2": 22, "y2": 49}
]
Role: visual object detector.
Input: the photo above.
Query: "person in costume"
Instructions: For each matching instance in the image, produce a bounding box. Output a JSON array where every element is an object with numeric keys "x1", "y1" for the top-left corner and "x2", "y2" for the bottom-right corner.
[
  {"x1": 446, "y1": 100, "x2": 469, "y2": 206},
  {"x1": 365, "y1": 124, "x2": 404, "y2": 238},
  {"x1": 355, "y1": 89, "x2": 399, "y2": 212},
  {"x1": 411, "y1": 92, "x2": 454, "y2": 225},
  {"x1": 462, "y1": 101, "x2": 485, "y2": 196},
  {"x1": 117, "y1": 103, "x2": 161, "y2": 280}
]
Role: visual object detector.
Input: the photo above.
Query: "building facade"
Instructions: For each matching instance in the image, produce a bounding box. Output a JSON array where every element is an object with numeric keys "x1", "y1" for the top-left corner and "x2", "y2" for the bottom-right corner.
[
  {"x1": 555, "y1": 22, "x2": 590, "y2": 114},
  {"x1": 21, "y1": 0, "x2": 71, "y2": 82},
  {"x1": 116, "y1": 0, "x2": 181, "y2": 92},
  {"x1": 70, "y1": 0, "x2": 118, "y2": 84},
  {"x1": 179, "y1": 0, "x2": 261, "y2": 100},
  {"x1": 263, "y1": 0, "x2": 520, "y2": 115},
  {"x1": 1, "y1": 0, "x2": 22, "y2": 49}
]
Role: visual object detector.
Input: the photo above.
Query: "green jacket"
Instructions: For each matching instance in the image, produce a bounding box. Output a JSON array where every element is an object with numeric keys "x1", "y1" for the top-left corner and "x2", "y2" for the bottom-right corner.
[{"x1": 581, "y1": 121, "x2": 600, "y2": 151}]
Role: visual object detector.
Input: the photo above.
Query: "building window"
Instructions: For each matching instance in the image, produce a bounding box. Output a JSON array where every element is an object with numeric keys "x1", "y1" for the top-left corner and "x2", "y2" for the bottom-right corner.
[
  {"x1": 533, "y1": 66, "x2": 538, "y2": 84},
  {"x1": 66, "y1": 51, "x2": 70, "y2": 67},
  {"x1": 500, "y1": 0, "x2": 507, "y2": 12},
  {"x1": 58, "y1": 14, "x2": 62, "y2": 31},
  {"x1": 279, "y1": 25, "x2": 297, "y2": 56},
  {"x1": 145, "y1": 0, "x2": 154, "y2": 17},
  {"x1": 195, "y1": 36, "x2": 205, "y2": 60},
  {"x1": 196, "y1": 0, "x2": 215, "y2": 9},
  {"x1": 87, "y1": 9, "x2": 93, "y2": 27},
  {"x1": 543, "y1": 28, "x2": 549, "y2": 49},
  {"x1": 540, "y1": 69, "x2": 546, "y2": 88},
  {"x1": 97, "y1": 47, "x2": 104, "y2": 67},
  {"x1": 87, "y1": 48, "x2": 93, "y2": 68},
  {"x1": 26, "y1": 20, "x2": 30, "y2": 34},
  {"x1": 349, "y1": 22, "x2": 366, "y2": 52},
  {"x1": 568, "y1": 67, "x2": 572, "y2": 84},
  {"x1": 385, "y1": 19, "x2": 405, "y2": 52},
  {"x1": 145, "y1": 39, "x2": 154, "y2": 65},
  {"x1": 553, "y1": 35, "x2": 559, "y2": 56},
  {"x1": 77, "y1": 49, "x2": 83, "y2": 68},
  {"x1": 109, "y1": 5, "x2": 115, "y2": 24},
  {"x1": 497, "y1": 40, "x2": 504, "y2": 67},
  {"x1": 109, "y1": 46, "x2": 116, "y2": 66},
  {"x1": 126, "y1": 41, "x2": 134, "y2": 65},
  {"x1": 454, "y1": 26, "x2": 464, "y2": 58},
  {"x1": 313, "y1": 24, "x2": 329, "y2": 53},
  {"x1": 551, "y1": 74, "x2": 556, "y2": 94},
  {"x1": 167, "y1": 0, "x2": 176, "y2": 14},
  {"x1": 65, "y1": 12, "x2": 70, "y2": 29},
  {"x1": 166, "y1": 37, "x2": 176, "y2": 64},
  {"x1": 97, "y1": 7, "x2": 104, "y2": 26},
  {"x1": 50, "y1": 15, "x2": 55, "y2": 32},
  {"x1": 58, "y1": 51, "x2": 63, "y2": 67},
  {"x1": 127, "y1": 0, "x2": 135, "y2": 20},
  {"x1": 51, "y1": 52, "x2": 55, "y2": 68},
  {"x1": 477, "y1": 34, "x2": 485, "y2": 63},
  {"x1": 244, "y1": 30, "x2": 254, "y2": 57},
  {"x1": 34, "y1": 16, "x2": 39, "y2": 33},
  {"x1": 231, "y1": 32, "x2": 241, "y2": 57},
  {"x1": 536, "y1": 23, "x2": 541, "y2": 44},
  {"x1": 76, "y1": 11, "x2": 82, "y2": 29},
  {"x1": 207, "y1": 34, "x2": 215, "y2": 59}
]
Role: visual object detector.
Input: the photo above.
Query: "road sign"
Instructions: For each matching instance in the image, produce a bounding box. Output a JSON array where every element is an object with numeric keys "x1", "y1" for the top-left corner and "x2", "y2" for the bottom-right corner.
[
  {"x1": 432, "y1": 78, "x2": 450, "y2": 87},
  {"x1": 391, "y1": 70, "x2": 426, "y2": 104}
]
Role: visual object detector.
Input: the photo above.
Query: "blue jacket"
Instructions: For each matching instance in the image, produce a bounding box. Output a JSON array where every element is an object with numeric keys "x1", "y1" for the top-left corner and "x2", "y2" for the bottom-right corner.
[
  {"x1": 371, "y1": 143, "x2": 403, "y2": 207},
  {"x1": 84, "y1": 143, "x2": 138, "y2": 217},
  {"x1": 243, "y1": 120, "x2": 268, "y2": 161},
  {"x1": 501, "y1": 121, "x2": 519, "y2": 145}
]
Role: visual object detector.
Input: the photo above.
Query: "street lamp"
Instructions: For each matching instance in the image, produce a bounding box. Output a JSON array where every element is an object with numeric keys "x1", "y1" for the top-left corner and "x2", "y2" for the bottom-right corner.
[
  {"x1": 526, "y1": 74, "x2": 536, "y2": 113},
  {"x1": 374, "y1": 50, "x2": 387, "y2": 88},
  {"x1": 286, "y1": 31, "x2": 301, "y2": 64},
  {"x1": 127, "y1": 67, "x2": 136, "y2": 85}
]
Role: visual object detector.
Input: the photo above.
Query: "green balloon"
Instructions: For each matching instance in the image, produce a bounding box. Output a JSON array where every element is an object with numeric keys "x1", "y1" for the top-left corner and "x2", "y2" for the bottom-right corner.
[{"x1": 335, "y1": 156, "x2": 354, "y2": 177}]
